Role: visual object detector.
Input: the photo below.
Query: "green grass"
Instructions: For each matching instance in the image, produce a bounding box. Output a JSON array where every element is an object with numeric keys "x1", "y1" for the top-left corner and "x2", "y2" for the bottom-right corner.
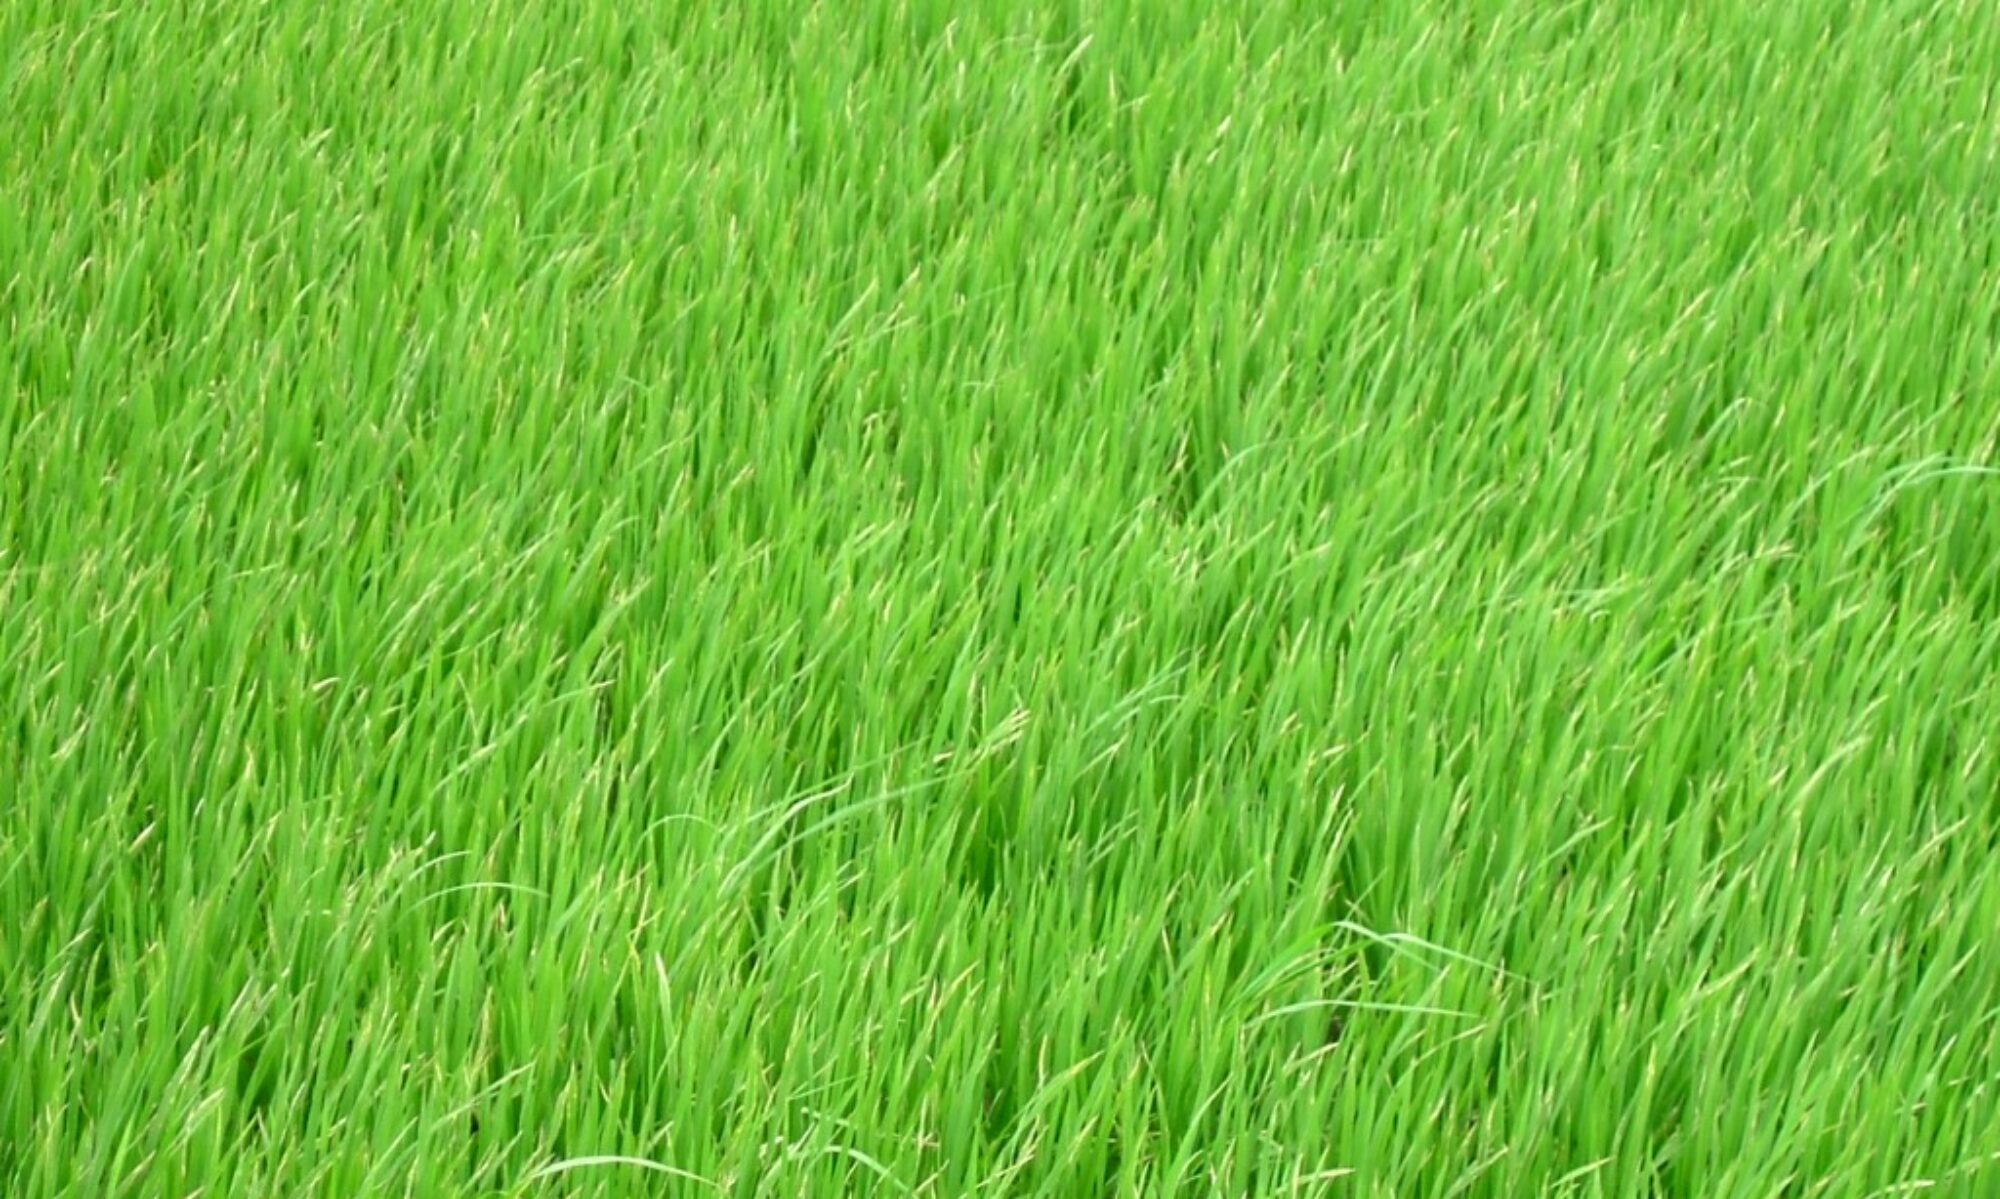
[{"x1": 4, "y1": 1, "x2": 2000, "y2": 1195}]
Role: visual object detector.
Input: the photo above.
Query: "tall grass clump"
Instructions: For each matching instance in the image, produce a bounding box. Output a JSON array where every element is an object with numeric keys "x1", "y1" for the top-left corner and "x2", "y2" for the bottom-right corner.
[{"x1": 4, "y1": 2, "x2": 1999, "y2": 1196}]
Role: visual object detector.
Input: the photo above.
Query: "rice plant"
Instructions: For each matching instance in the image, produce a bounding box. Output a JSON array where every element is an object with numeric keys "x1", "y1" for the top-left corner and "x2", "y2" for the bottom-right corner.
[{"x1": 4, "y1": 2, "x2": 1999, "y2": 1195}]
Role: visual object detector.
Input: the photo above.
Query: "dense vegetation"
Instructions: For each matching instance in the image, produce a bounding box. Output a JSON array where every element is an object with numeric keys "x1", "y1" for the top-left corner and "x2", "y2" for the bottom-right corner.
[{"x1": 5, "y1": 2, "x2": 1999, "y2": 1195}]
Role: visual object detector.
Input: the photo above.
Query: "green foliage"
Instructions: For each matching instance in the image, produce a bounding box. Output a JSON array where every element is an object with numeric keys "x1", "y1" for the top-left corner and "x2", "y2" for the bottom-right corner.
[{"x1": 4, "y1": 2, "x2": 1999, "y2": 1195}]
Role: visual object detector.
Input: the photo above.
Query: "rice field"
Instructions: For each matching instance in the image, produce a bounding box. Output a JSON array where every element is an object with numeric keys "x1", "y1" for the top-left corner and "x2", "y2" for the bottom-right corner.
[{"x1": 5, "y1": 2, "x2": 2000, "y2": 1195}]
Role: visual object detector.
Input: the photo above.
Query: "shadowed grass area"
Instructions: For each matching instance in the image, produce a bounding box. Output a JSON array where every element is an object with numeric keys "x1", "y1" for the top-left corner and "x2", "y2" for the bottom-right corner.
[{"x1": 4, "y1": 2, "x2": 1999, "y2": 1196}]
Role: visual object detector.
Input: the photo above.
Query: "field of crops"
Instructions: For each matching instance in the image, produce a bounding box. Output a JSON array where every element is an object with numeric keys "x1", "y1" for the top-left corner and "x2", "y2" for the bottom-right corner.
[{"x1": 5, "y1": 2, "x2": 2000, "y2": 1195}]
